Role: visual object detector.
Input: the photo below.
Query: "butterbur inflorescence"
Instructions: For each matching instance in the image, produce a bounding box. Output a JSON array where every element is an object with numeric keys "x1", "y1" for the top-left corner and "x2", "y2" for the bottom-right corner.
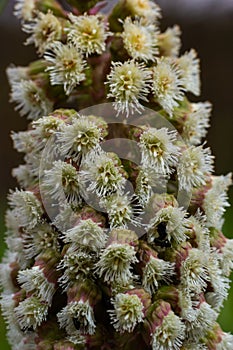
[{"x1": 1, "y1": 0, "x2": 233, "y2": 349}]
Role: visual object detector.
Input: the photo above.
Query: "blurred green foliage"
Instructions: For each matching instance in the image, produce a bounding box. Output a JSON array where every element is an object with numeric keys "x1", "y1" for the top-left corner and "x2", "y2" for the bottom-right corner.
[{"x1": 0, "y1": 203, "x2": 232, "y2": 348}]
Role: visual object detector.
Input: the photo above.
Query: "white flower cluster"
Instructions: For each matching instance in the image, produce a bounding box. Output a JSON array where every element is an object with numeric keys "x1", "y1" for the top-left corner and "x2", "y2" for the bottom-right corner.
[{"x1": 1, "y1": 0, "x2": 233, "y2": 349}]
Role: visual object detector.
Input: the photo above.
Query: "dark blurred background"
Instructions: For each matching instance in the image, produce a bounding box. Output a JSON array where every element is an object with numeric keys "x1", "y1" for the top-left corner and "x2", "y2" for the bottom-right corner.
[{"x1": 0, "y1": 0, "x2": 233, "y2": 348}]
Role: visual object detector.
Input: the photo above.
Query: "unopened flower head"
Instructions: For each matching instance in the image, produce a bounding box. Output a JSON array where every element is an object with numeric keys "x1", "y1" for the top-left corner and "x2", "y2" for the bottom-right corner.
[
  {"x1": 9, "y1": 79, "x2": 53, "y2": 120},
  {"x1": 139, "y1": 127, "x2": 180, "y2": 174},
  {"x1": 23, "y1": 11, "x2": 62, "y2": 54},
  {"x1": 67, "y1": 13, "x2": 109, "y2": 56},
  {"x1": 152, "y1": 58, "x2": 185, "y2": 116},
  {"x1": 106, "y1": 60, "x2": 152, "y2": 116},
  {"x1": 122, "y1": 17, "x2": 159, "y2": 62},
  {"x1": 109, "y1": 292, "x2": 144, "y2": 332}
]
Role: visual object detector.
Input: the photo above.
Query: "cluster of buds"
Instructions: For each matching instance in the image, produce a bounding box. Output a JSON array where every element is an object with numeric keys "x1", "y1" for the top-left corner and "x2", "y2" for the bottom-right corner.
[{"x1": 1, "y1": 0, "x2": 233, "y2": 349}]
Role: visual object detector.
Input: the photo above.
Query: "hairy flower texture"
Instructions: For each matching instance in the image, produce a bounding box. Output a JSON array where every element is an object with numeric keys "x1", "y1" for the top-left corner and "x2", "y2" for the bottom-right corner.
[
  {"x1": 23, "y1": 11, "x2": 62, "y2": 54},
  {"x1": 109, "y1": 292, "x2": 144, "y2": 332},
  {"x1": 6, "y1": 66, "x2": 28, "y2": 84},
  {"x1": 135, "y1": 167, "x2": 168, "y2": 206},
  {"x1": 42, "y1": 160, "x2": 82, "y2": 205},
  {"x1": 17, "y1": 266, "x2": 55, "y2": 304},
  {"x1": 14, "y1": 0, "x2": 36, "y2": 21},
  {"x1": 11, "y1": 129, "x2": 37, "y2": 154},
  {"x1": 142, "y1": 256, "x2": 175, "y2": 294},
  {"x1": 80, "y1": 149, "x2": 126, "y2": 198},
  {"x1": 203, "y1": 174, "x2": 232, "y2": 229},
  {"x1": 58, "y1": 249, "x2": 96, "y2": 290},
  {"x1": 67, "y1": 13, "x2": 109, "y2": 56},
  {"x1": 122, "y1": 17, "x2": 159, "y2": 62},
  {"x1": 148, "y1": 206, "x2": 188, "y2": 246},
  {"x1": 145, "y1": 301, "x2": 185, "y2": 350},
  {"x1": 58, "y1": 116, "x2": 103, "y2": 162},
  {"x1": 139, "y1": 127, "x2": 180, "y2": 174},
  {"x1": 44, "y1": 42, "x2": 86, "y2": 95},
  {"x1": 177, "y1": 49, "x2": 201, "y2": 96},
  {"x1": 206, "y1": 250, "x2": 230, "y2": 311},
  {"x1": 9, "y1": 79, "x2": 53, "y2": 120},
  {"x1": 158, "y1": 25, "x2": 181, "y2": 57},
  {"x1": 106, "y1": 60, "x2": 152, "y2": 115},
  {"x1": 177, "y1": 145, "x2": 214, "y2": 191},
  {"x1": 102, "y1": 193, "x2": 142, "y2": 229},
  {"x1": 152, "y1": 58, "x2": 185, "y2": 116},
  {"x1": 8, "y1": 190, "x2": 43, "y2": 229},
  {"x1": 186, "y1": 211, "x2": 210, "y2": 252},
  {"x1": 22, "y1": 221, "x2": 59, "y2": 259},
  {"x1": 216, "y1": 333, "x2": 233, "y2": 350},
  {"x1": 95, "y1": 243, "x2": 138, "y2": 285},
  {"x1": 57, "y1": 300, "x2": 96, "y2": 335},
  {"x1": 15, "y1": 295, "x2": 49, "y2": 331},
  {"x1": 12, "y1": 164, "x2": 36, "y2": 189},
  {"x1": 185, "y1": 301, "x2": 217, "y2": 342},
  {"x1": 219, "y1": 239, "x2": 233, "y2": 276},
  {"x1": 125, "y1": 0, "x2": 161, "y2": 23},
  {"x1": 180, "y1": 248, "x2": 209, "y2": 294},
  {"x1": 181, "y1": 101, "x2": 212, "y2": 146},
  {"x1": 63, "y1": 219, "x2": 107, "y2": 252}
]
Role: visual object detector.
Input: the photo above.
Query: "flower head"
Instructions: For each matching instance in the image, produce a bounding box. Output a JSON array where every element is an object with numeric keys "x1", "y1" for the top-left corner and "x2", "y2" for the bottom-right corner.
[
  {"x1": 15, "y1": 295, "x2": 49, "y2": 331},
  {"x1": 177, "y1": 145, "x2": 214, "y2": 191},
  {"x1": 63, "y1": 219, "x2": 107, "y2": 251},
  {"x1": 109, "y1": 292, "x2": 144, "y2": 332},
  {"x1": 122, "y1": 17, "x2": 159, "y2": 62},
  {"x1": 139, "y1": 127, "x2": 180, "y2": 174},
  {"x1": 177, "y1": 49, "x2": 201, "y2": 96},
  {"x1": 23, "y1": 11, "x2": 62, "y2": 54},
  {"x1": 152, "y1": 58, "x2": 185, "y2": 116},
  {"x1": 125, "y1": 0, "x2": 161, "y2": 23},
  {"x1": 95, "y1": 243, "x2": 138, "y2": 285},
  {"x1": 142, "y1": 256, "x2": 175, "y2": 294},
  {"x1": 106, "y1": 60, "x2": 152, "y2": 116},
  {"x1": 148, "y1": 206, "x2": 188, "y2": 246},
  {"x1": 8, "y1": 190, "x2": 43, "y2": 229},
  {"x1": 9, "y1": 79, "x2": 53, "y2": 120},
  {"x1": 14, "y1": 0, "x2": 36, "y2": 21},
  {"x1": 158, "y1": 25, "x2": 181, "y2": 57},
  {"x1": 181, "y1": 102, "x2": 212, "y2": 145},
  {"x1": 57, "y1": 300, "x2": 96, "y2": 335},
  {"x1": 45, "y1": 42, "x2": 86, "y2": 95},
  {"x1": 58, "y1": 116, "x2": 104, "y2": 161},
  {"x1": 67, "y1": 13, "x2": 109, "y2": 56},
  {"x1": 42, "y1": 160, "x2": 82, "y2": 205},
  {"x1": 80, "y1": 149, "x2": 126, "y2": 198}
]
